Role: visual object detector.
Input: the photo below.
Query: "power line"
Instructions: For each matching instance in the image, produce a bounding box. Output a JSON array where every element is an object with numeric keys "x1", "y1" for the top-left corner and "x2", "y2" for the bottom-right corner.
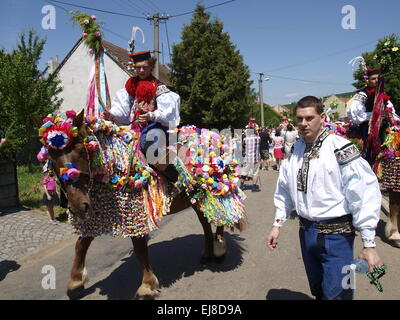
[
  {"x1": 259, "y1": 73, "x2": 350, "y2": 86},
  {"x1": 169, "y1": 0, "x2": 236, "y2": 18},
  {"x1": 117, "y1": 0, "x2": 149, "y2": 16},
  {"x1": 147, "y1": 0, "x2": 164, "y2": 13},
  {"x1": 126, "y1": 0, "x2": 151, "y2": 15},
  {"x1": 164, "y1": 20, "x2": 172, "y2": 64},
  {"x1": 45, "y1": 0, "x2": 146, "y2": 49},
  {"x1": 47, "y1": 0, "x2": 147, "y2": 19},
  {"x1": 265, "y1": 40, "x2": 377, "y2": 74},
  {"x1": 135, "y1": 0, "x2": 162, "y2": 14}
]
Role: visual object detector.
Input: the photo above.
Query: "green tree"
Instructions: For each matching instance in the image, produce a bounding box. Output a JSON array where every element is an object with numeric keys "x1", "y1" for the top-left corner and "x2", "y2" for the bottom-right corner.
[
  {"x1": 0, "y1": 29, "x2": 63, "y2": 169},
  {"x1": 352, "y1": 34, "x2": 400, "y2": 110},
  {"x1": 252, "y1": 103, "x2": 282, "y2": 128},
  {"x1": 169, "y1": 5, "x2": 256, "y2": 130}
]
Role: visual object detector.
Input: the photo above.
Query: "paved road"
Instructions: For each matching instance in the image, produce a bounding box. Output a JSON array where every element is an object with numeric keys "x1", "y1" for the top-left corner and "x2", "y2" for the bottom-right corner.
[{"x1": 0, "y1": 170, "x2": 399, "y2": 300}]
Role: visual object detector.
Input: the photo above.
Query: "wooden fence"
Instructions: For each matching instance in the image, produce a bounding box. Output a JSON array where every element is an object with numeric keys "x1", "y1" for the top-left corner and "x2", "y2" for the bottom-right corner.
[{"x1": 0, "y1": 157, "x2": 19, "y2": 209}]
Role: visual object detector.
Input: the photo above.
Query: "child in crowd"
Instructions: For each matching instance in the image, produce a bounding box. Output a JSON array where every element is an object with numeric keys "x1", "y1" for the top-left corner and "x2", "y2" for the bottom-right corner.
[{"x1": 42, "y1": 165, "x2": 60, "y2": 224}]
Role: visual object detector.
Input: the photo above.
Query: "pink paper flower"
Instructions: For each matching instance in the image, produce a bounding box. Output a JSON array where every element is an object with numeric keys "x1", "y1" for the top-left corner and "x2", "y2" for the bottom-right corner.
[
  {"x1": 82, "y1": 32, "x2": 88, "y2": 38},
  {"x1": 43, "y1": 117, "x2": 54, "y2": 124},
  {"x1": 91, "y1": 15, "x2": 96, "y2": 20},
  {"x1": 83, "y1": 19, "x2": 89, "y2": 25},
  {"x1": 134, "y1": 180, "x2": 143, "y2": 189},
  {"x1": 87, "y1": 140, "x2": 99, "y2": 151},
  {"x1": 95, "y1": 31, "x2": 101, "y2": 37},
  {"x1": 36, "y1": 152, "x2": 47, "y2": 162},
  {"x1": 66, "y1": 110, "x2": 76, "y2": 118},
  {"x1": 67, "y1": 168, "x2": 80, "y2": 180}
]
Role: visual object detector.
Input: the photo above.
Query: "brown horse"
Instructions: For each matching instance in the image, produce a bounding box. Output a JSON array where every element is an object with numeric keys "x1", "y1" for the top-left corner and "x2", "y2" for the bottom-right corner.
[
  {"x1": 384, "y1": 192, "x2": 400, "y2": 247},
  {"x1": 44, "y1": 111, "x2": 245, "y2": 299}
]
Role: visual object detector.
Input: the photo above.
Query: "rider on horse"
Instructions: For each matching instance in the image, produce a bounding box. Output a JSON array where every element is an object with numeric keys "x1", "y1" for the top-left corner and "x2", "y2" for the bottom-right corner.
[{"x1": 108, "y1": 50, "x2": 181, "y2": 193}]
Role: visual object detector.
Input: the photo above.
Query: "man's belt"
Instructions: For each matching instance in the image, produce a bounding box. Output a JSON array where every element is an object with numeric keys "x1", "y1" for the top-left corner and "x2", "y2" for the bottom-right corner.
[{"x1": 300, "y1": 219, "x2": 355, "y2": 235}]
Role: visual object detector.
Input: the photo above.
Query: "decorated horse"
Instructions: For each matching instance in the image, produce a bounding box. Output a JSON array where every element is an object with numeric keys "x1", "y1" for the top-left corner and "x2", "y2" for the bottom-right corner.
[
  {"x1": 37, "y1": 109, "x2": 246, "y2": 299},
  {"x1": 35, "y1": 11, "x2": 246, "y2": 299}
]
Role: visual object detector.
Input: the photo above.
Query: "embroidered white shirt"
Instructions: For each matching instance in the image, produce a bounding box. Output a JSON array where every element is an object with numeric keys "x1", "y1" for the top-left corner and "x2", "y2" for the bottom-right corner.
[
  {"x1": 273, "y1": 132, "x2": 381, "y2": 247},
  {"x1": 347, "y1": 91, "x2": 400, "y2": 125},
  {"x1": 110, "y1": 86, "x2": 181, "y2": 128}
]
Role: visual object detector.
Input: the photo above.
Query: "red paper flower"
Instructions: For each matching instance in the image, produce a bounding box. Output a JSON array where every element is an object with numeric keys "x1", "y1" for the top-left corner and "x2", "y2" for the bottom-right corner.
[{"x1": 135, "y1": 81, "x2": 157, "y2": 103}]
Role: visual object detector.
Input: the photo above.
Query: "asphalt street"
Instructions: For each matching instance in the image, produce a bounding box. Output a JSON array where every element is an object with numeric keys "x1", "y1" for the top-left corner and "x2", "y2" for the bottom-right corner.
[{"x1": 0, "y1": 170, "x2": 399, "y2": 300}]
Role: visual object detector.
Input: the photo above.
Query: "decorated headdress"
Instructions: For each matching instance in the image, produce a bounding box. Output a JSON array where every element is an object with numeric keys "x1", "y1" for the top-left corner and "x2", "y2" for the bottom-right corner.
[
  {"x1": 127, "y1": 26, "x2": 146, "y2": 71},
  {"x1": 348, "y1": 56, "x2": 368, "y2": 81},
  {"x1": 366, "y1": 68, "x2": 381, "y2": 77},
  {"x1": 38, "y1": 111, "x2": 79, "y2": 151}
]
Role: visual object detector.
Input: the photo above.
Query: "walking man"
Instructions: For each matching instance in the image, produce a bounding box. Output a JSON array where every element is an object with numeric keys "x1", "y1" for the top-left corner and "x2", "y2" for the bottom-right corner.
[
  {"x1": 240, "y1": 128, "x2": 261, "y2": 192},
  {"x1": 267, "y1": 96, "x2": 383, "y2": 300}
]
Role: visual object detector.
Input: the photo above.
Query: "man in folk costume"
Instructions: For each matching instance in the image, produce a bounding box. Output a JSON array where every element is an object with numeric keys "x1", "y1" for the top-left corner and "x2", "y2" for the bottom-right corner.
[
  {"x1": 267, "y1": 96, "x2": 383, "y2": 300},
  {"x1": 109, "y1": 50, "x2": 181, "y2": 191},
  {"x1": 348, "y1": 65, "x2": 400, "y2": 247},
  {"x1": 347, "y1": 68, "x2": 400, "y2": 165}
]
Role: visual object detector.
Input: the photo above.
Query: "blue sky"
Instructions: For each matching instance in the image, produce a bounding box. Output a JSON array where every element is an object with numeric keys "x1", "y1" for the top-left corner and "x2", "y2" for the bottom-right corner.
[{"x1": 1, "y1": 0, "x2": 399, "y2": 106}]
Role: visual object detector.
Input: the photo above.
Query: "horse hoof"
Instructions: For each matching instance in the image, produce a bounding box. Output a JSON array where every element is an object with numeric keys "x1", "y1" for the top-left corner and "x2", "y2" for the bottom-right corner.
[
  {"x1": 135, "y1": 294, "x2": 156, "y2": 300},
  {"x1": 67, "y1": 286, "x2": 85, "y2": 300},
  {"x1": 390, "y1": 240, "x2": 400, "y2": 248},
  {"x1": 213, "y1": 239, "x2": 227, "y2": 258}
]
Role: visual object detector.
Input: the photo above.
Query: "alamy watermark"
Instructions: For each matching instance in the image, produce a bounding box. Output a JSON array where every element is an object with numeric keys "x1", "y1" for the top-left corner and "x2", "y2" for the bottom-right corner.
[
  {"x1": 341, "y1": 263, "x2": 357, "y2": 290},
  {"x1": 41, "y1": 265, "x2": 56, "y2": 290},
  {"x1": 42, "y1": 5, "x2": 56, "y2": 30},
  {"x1": 341, "y1": 5, "x2": 356, "y2": 30}
]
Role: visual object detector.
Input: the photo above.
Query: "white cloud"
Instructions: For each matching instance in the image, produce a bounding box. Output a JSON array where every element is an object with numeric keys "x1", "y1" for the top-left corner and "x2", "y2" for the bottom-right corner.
[{"x1": 286, "y1": 93, "x2": 299, "y2": 98}]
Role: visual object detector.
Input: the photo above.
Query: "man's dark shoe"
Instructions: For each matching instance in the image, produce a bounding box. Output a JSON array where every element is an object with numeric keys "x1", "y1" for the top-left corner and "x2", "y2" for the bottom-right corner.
[{"x1": 252, "y1": 184, "x2": 261, "y2": 192}]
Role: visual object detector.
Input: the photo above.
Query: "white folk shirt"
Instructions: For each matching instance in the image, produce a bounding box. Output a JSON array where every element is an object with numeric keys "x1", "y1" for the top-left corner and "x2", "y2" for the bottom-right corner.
[
  {"x1": 273, "y1": 130, "x2": 381, "y2": 247},
  {"x1": 347, "y1": 91, "x2": 400, "y2": 125},
  {"x1": 110, "y1": 85, "x2": 181, "y2": 128}
]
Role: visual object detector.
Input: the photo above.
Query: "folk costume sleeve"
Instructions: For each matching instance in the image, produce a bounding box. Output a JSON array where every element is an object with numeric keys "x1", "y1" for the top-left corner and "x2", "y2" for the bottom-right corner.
[
  {"x1": 152, "y1": 85, "x2": 181, "y2": 128},
  {"x1": 335, "y1": 143, "x2": 381, "y2": 247},
  {"x1": 273, "y1": 159, "x2": 294, "y2": 227},
  {"x1": 110, "y1": 88, "x2": 132, "y2": 125},
  {"x1": 348, "y1": 92, "x2": 369, "y2": 125},
  {"x1": 385, "y1": 100, "x2": 400, "y2": 127}
]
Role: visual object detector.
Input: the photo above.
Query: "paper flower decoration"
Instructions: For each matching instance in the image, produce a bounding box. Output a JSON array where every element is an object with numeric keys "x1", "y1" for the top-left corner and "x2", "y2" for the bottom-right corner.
[{"x1": 60, "y1": 163, "x2": 81, "y2": 183}]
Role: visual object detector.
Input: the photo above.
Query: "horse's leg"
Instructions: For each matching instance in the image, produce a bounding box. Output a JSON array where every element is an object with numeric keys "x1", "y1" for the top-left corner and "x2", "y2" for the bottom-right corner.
[
  {"x1": 386, "y1": 191, "x2": 400, "y2": 247},
  {"x1": 67, "y1": 236, "x2": 93, "y2": 299},
  {"x1": 131, "y1": 237, "x2": 159, "y2": 299},
  {"x1": 191, "y1": 204, "x2": 214, "y2": 262},
  {"x1": 214, "y1": 225, "x2": 227, "y2": 260}
]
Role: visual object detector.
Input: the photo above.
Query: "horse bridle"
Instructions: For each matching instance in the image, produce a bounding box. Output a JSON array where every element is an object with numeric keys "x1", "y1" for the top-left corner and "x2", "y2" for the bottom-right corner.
[{"x1": 53, "y1": 146, "x2": 94, "y2": 208}]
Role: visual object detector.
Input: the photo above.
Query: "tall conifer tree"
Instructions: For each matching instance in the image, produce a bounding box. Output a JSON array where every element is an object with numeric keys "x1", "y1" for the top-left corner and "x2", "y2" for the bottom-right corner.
[{"x1": 170, "y1": 5, "x2": 255, "y2": 129}]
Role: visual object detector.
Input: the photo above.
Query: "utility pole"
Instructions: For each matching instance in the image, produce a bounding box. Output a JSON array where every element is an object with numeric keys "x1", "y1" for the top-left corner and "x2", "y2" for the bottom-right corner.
[
  {"x1": 147, "y1": 13, "x2": 169, "y2": 79},
  {"x1": 258, "y1": 73, "x2": 265, "y2": 128}
]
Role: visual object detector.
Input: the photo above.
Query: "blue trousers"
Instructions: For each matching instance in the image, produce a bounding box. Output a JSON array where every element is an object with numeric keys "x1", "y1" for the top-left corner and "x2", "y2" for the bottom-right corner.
[
  {"x1": 140, "y1": 122, "x2": 169, "y2": 158},
  {"x1": 299, "y1": 215, "x2": 355, "y2": 300}
]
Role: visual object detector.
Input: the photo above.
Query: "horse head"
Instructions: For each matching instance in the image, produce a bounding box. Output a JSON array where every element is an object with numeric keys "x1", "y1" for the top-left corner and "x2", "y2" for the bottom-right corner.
[{"x1": 41, "y1": 110, "x2": 92, "y2": 222}]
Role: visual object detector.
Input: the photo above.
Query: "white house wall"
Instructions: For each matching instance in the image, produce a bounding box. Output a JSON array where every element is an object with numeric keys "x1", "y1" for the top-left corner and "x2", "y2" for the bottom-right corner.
[{"x1": 57, "y1": 41, "x2": 130, "y2": 112}]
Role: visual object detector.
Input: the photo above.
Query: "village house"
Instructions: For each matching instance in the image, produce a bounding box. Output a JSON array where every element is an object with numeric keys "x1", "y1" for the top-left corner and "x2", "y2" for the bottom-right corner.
[
  {"x1": 272, "y1": 104, "x2": 290, "y2": 115},
  {"x1": 322, "y1": 94, "x2": 352, "y2": 120}
]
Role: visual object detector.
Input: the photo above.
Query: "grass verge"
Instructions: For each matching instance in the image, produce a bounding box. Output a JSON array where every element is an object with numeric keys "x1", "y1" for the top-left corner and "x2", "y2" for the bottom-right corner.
[{"x1": 17, "y1": 164, "x2": 66, "y2": 219}]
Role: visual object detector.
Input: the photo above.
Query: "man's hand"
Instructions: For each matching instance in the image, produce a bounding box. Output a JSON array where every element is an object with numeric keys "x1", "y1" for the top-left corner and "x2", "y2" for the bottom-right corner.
[
  {"x1": 103, "y1": 110, "x2": 111, "y2": 120},
  {"x1": 138, "y1": 112, "x2": 152, "y2": 123},
  {"x1": 47, "y1": 194, "x2": 52, "y2": 201},
  {"x1": 358, "y1": 247, "x2": 382, "y2": 273},
  {"x1": 267, "y1": 226, "x2": 280, "y2": 250}
]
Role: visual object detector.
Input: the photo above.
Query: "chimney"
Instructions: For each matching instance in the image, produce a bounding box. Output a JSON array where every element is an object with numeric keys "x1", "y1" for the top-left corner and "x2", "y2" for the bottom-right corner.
[{"x1": 47, "y1": 56, "x2": 60, "y2": 74}]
